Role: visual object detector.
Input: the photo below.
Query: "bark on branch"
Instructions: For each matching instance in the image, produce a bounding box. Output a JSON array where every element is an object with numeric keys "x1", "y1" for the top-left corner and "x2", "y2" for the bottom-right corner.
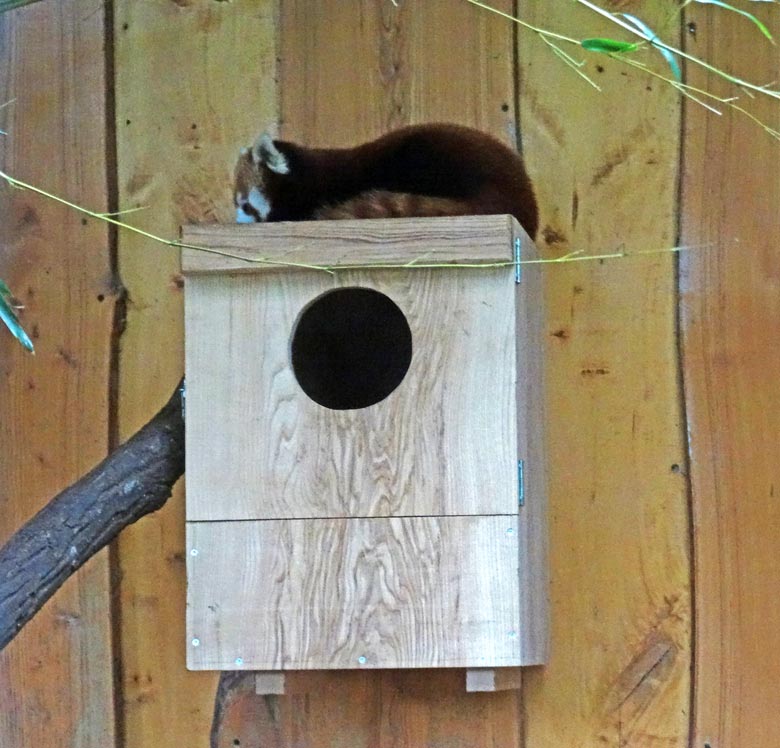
[{"x1": 0, "y1": 379, "x2": 185, "y2": 650}]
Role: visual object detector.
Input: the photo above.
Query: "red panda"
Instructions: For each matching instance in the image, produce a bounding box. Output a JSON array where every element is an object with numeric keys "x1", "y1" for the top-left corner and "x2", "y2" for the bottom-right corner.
[{"x1": 233, "y1": 123, "x2": 538, "y2": 239}]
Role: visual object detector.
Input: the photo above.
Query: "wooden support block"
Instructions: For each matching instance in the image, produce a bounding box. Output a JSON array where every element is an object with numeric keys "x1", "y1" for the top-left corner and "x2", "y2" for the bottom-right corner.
[
  {"x1": 254, "y1": 672, "x2": 286, "y2": 695},
  {"x1": 465, "y1": 668, "x2": 523, "y2": 693}
]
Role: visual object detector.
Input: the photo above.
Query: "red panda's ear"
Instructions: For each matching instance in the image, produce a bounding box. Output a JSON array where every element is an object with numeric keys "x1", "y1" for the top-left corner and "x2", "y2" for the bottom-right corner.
[{"x1": 252, "y1": 133, "x2": 290, "y2": 175}]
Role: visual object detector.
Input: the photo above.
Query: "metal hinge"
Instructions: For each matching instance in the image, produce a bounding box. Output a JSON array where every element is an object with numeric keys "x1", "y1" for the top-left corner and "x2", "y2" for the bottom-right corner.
[
  {"x1": 518, "y1": 459, "x2": 525, "y2": 506},
  {"x1": 514, "y1": 236, "x2": 522, "y2": 284},
  {"x1": 180, "y1": 379, "x2": 186, "y2": 420}
]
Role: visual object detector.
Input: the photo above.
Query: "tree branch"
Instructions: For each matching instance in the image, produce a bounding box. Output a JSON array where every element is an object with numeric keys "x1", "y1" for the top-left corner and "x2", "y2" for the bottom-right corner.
[
  {"x1": 0, "y1": 379, "x2": 185, "y2": 651},
  {"x1": 210, "y1": 672, "x2": 283, "y2": 748}
]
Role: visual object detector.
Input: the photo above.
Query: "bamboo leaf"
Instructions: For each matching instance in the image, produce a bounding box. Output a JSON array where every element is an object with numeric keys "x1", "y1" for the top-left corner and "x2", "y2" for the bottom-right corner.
[
  {"x1": 581, "y1": 37, "x2": 639, "y2": 53},
  {"x1": 695, "y1": 0, "x2": 774, "y2": 42},
  {"x1": 0, "y1": 0, "x2": 44, "y2": 11},
  {"x1": 0, "y1": 280, "x2": 34, "y2": 352},
  {"x1": 622, "y1": 13, "x2": 682, "y2": 81}
]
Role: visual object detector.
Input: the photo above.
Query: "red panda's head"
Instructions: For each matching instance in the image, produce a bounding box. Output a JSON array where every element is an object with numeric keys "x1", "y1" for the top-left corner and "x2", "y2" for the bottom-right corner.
[{"x1": 233, "y1": 133, "x2": 290, "y2": 223}]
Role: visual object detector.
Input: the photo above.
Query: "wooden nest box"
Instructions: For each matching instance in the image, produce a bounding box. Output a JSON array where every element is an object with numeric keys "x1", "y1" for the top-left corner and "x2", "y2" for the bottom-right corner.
[{"x1": 182, "y1": 215, "x2": 548, "y2": 686}]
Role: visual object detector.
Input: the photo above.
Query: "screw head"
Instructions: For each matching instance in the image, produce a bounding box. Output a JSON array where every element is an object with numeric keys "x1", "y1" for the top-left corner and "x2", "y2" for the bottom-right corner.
[
  {"x1": 506, "y1": 527, "x2": 514, "y2": 535},
  {"x1": 234, "y1": 657, "x2": 244, "y2": 666},
  {"x1": 191, "y1": 638, "x2": 200, "y2": 647},
  {"x1": 190, "y1": 548, "x2": 199, "y2": 556},
  {"x1": 357, "y1": 655, "x2": 367, "y2": 665}
]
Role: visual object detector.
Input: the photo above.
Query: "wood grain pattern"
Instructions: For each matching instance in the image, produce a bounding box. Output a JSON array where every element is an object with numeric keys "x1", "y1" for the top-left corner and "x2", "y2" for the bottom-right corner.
[
  {"x1": 0, "y1": 2, "x2": 115, "y2": 745},
  {"x1": 254, "y1": 670, "x2": 375, "y2": 695},
  {"x1": 518, "y1": 2, "x2": 692, "y2": 746},
  {"x1": 279, "y1": 0, "x2": 515, "y2": 146},
  {"x1": 182, "y1": 214, "x2": 516, "y2": 273},
  {"x1": 216, "y1": 670, "x2": 522, "y2": 748},
  {"x1": 680, "y1": 4, "x2": 780, "y2": 746},
  {"x1": 113, "y1": 1, "x2": 277, "y2": 745},
  {"x1": 185, "y1": 220, "x2": 547, "y2": 676},
  {"x1": 187, "y1": 516, "x2": 522, "y2": 670},
  {"x1": 184, "y1": 224, "x2": 523, "y2": 521},
  {"x1": 228, "y1": 1, "x2": 525, "y2": 744}
]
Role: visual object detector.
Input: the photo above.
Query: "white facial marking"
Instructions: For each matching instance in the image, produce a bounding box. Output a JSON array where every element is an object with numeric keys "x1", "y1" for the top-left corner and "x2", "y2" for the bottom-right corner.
[
  {"x1": 236, "y1": 206, "x2": 255, "y2": 223},
  {"x1": 247, "y1": 186, "x2": 271, "y2": 220}
]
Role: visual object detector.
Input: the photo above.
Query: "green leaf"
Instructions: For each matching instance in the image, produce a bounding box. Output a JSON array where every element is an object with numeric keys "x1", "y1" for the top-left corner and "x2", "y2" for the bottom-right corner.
[
  {"x1": 622, "y1": 13, "x2": 682, "y2": 81},
  {"x1": 0, "y1": 281, "x2": 34, "y2": 352},
  {"x1": 581, "y1": 37, "x2": 640, "y2": 54},
  {"x1": 0, "y1": 0, "x2": 45, "y2": 11},
  {"x1": 695, "y1": 0, "x2": 774, "y2": 43}
]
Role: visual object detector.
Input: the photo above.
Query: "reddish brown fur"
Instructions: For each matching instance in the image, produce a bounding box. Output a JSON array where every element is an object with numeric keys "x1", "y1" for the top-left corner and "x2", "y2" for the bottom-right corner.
[
  {"x1": 234, "y1": 123, "x2": 539, "y2": 239},
  {"x1": 314, "y1": 191, "x2": 474, "y2": 220}
]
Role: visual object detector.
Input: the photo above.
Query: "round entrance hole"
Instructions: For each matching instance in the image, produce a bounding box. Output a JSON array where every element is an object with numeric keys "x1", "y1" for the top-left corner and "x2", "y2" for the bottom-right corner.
[{"x1": 290, "y1": 287, "x2": 413, "y2": 410}]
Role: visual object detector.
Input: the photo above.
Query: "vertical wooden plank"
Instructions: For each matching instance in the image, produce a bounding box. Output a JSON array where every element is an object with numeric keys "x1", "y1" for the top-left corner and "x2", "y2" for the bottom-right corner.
[
  {"x1": 680, "y1": 5, "x2": 780, "y2": 747},
  {"x1": 272, "y1": 671, "x2": 521, "y2": 748},
  {"x1": 517, "y1": 3, "x2": 692, "y2": 746},
  {"x1": 0, "y1": 1, "x2": 115, "y2": 746},
  {"x1": 375, "y1": 670, "x2": 522, "y2": 748},
  {"x1": 113, "y1": 1, "x2": 277, "y2": 745},
  {"x1": 216, "y1": 672, "x2": 517, "y2": 748},
  {"x1": 280, "y1": 0, "x2": 515, "y2": 145},
  {"x1": 259, "y1": 1, "x2": 522, "y2": 745}
]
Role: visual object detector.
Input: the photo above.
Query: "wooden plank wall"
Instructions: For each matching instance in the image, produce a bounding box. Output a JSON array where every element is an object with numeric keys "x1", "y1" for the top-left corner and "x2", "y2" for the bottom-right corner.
[
  {"x1": 0, "y1": 1, "x2": 115, "y2": 746},
  {"x1": 680, "y1": 3, "x2": 780, "y2": 747},
  {"x1": 1, "y1": 1, "x2": 779, "y2": 746},
  {"x1": 520, "y1": 0, "x2": 691, "y2": 748},
  {"x1": 517, "y1": 3, "x2": 692, "y2": 746},
  {"x1": 112, "y1": 1, "x2": 278, "y2": 745}
]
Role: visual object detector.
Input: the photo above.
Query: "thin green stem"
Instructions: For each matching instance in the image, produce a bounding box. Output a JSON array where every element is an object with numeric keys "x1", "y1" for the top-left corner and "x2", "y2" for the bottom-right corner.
[
  {"x1": 618, "y1": 54, "x2": 780, "y2": 138},
  {"x1": 464, "y1": 0, "x2": 780, "y2": 140},
  {"x1": 574, "y1": 0, "x2": 780, "y2": 99},
  {"x1": 0, "y1": 168, "x2": 706, "y2": 275},
  {"x1": 463, "y1": 0, "x2": 581, "y2": 45},
  {"x1": 540, "y1": 35, "x2": 602, "y2": 90},
  {"x1": 0, "y1": 170, "x2": 333, "y2": 273},
  {"x1": 318, "y1": 243, "x2": 702, "y2": 272}
]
